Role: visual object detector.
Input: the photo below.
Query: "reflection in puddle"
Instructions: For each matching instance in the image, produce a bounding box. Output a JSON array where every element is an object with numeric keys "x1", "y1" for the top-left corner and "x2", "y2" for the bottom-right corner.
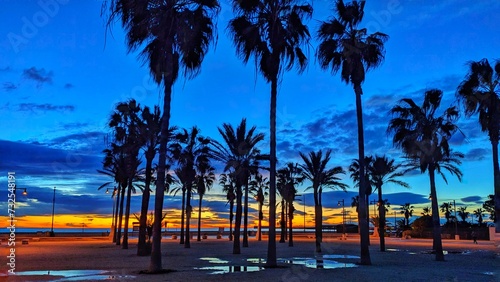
[
  {"x1": 196, "y1": 266, "x2": 263, "y2": 274},
  {"x1": 247, "y1": 258, "x2": 266, "y2": 264},
  {"x1": 200, "y1": 257, "x2": 230, "y2": 264},
  {"x1": 322, "y1": 254, "x2": 359, "y2": 259},
  {"x1": 483, "y1": 271, "x2": 495, "y2": 276},
  {"x1": 11, "y1": 270, "x2": 135, "y2": 281},
  {"x1": 277, "y1": 257, "x2": 357, "y2": 269}
]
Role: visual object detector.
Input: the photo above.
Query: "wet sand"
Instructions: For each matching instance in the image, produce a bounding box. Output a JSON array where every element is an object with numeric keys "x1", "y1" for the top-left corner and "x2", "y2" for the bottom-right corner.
[{"x1": 1, "y1": 236, "x2": 498, "y2": 281}]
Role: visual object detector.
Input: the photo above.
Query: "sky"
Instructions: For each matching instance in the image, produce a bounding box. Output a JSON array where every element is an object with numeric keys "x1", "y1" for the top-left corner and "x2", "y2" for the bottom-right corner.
[{"x1": 1, "y1": 0, "x2": 499, "y2": 231}]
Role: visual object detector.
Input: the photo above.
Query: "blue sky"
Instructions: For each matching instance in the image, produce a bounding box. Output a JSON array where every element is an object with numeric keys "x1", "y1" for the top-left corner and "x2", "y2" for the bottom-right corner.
[{"x1": 1, "y1": 0, "x2": 498, "y2": 228}]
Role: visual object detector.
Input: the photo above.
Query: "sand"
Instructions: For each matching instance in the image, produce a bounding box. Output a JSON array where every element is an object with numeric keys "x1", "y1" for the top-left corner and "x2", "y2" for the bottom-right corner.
[{"x1": 1, "y1": 236, "x2": 499, "y2": 281}]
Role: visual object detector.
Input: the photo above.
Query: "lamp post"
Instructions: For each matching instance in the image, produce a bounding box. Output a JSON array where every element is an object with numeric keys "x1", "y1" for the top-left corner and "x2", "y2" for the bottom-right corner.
[
  {"x1": 338, "y1": 199, "x2": 345, "y2": 239},
  {"x1": 13, "y1": 185, "x2": 28, "y2": 212},
  {"x1": 50, "y1": 186, "x2": 56, "y2": 237},
  {"x1": 303, "y1": 194, "x2": 306, "y2": 232}
]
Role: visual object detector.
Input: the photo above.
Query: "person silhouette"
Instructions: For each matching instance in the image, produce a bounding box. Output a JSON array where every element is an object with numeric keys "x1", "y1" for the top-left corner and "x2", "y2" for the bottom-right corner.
[{"x1": 471, "y1": 231, "x2": 477, "y2": 244}]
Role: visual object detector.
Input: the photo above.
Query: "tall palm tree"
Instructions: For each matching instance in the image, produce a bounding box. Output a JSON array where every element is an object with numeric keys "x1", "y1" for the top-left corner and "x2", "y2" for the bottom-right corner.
[
  {"x1": 457, "y1": 58, "x2": 500, "y2": 233},
  {"x1": 137, "y1": 105, "x2": 161, "y2": 256},
  {"x1": 473, "y1": 208, "x2": 485, "y2": 226},
  {"x1": 388, "y1": 89, "x2": 464, "y2": 261},
  {"x1": 220, "y1": 173, "x2": 236, "y2": 241},
  {"x1": 316, "y1": 0, "x2": 388, "y2": 266},
  {"x1": 103, "y1": 0, "x2": 220, "y2": 272},
  {"x1": 170, "y1": 167, "x2": 188, "y2": 244},
  {"x1": 195, "y1": 163, "x2": 215, "y2": 241},
  {"x1": 369, "y1": 156, "x2": 409, "y2": 251},
  {"x1": 170, "y1": 127, "x2": 212, "y2": 249},
  {"x1": 228, "y1": 0, "x2": 312, "y2": 267},
  {"x1": 400, "y1": 203, "x2": 414, "y2": 227},
  {"x1": 210, "y1": 119, "x2": 266, "y2": 254},
  {"x1": 250, "y1": 173, "x2": 269, "y2": 242},
  {"x1": 300, "y1": 150, "x2": 348, "y2": 253},
  {"x1": 349, "y1": 156, "x2": 374, "y2": 222},
  {"x1": 440, "y1": 202, "x2": 452, "y2": 224},
  {"x1": 483, "y1": 194, "x2": 496, "y2": 223}
]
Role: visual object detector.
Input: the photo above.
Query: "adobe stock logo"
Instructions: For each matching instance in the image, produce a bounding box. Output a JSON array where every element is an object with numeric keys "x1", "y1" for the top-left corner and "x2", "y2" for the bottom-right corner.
[{"x1": 7, "y1": 0, "x2": 69, "y2": 53}]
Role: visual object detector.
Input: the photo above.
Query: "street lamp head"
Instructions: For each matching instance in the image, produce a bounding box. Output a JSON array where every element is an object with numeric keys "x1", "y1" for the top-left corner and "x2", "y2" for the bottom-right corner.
[
  {"x1": 105, "y1": 188, "x2": 110, "y2": 194},
  {"x1": 22, "y1": 188, "x2": 27, "y2": 196}
]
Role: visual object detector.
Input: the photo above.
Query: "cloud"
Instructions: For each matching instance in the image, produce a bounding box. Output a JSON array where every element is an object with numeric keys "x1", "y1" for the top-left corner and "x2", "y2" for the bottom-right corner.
[
  {"x1": 64, "y1": 83, "x2": 74, "y2": 89},
  {"x1": 0, "y1": 66, "x2": 12, "y2": 72},
  {"x1": 460, "y1": 196, "x2": 483, "y2": 204},
  {"x1": 3, "y1": 82, "x2": 18, "y2": 92},
  {"x1": 465, "y1": 148, "x2": 490, "y2": 161},
  {"x1": 17, "y1": 103, "x2": 75, "y2": 113},
  {"x1": 22, "y1": 67, "x2": 53, "y2": 87}
]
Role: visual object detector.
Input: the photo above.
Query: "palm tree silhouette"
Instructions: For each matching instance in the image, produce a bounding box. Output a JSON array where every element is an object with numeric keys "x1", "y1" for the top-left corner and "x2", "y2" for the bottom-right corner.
[
  {"x1": 227, "y1": 0, "x2": 312, "y2": 266},
  {"x1": 369, "y1": 156, "x2": 409, "y2": 251},
  {"x1": 250, "y1": 173, "x2": 269, "y2": 242},
  {"x1": 473, "y1": 208, "x2": 485, "y2": 226},
  {"x1": 400, "y1": 203, "x2": 414, "y2": 227},
  {"x1": 278, "y1": 163, "x2": 304, "y2": 247},
  {"x1": 440, "y1": 202, "x2": 452, "y2": 224},
  {"x1": 170, "y1": 167, "x2": 189, "y2": 245},
  {"x1": 210, "y1": 119, "x2": 266, "y2": 254},
  {"x1": 458, "y1": 206, "x2": 469, "y2": 224},
  {"x1": 195, "y1": 162, "x2": 215, "y2": 241},
  {"x1": 136, "y1": 105, "x2": 161, "y2": 256},
  {"x1": 170, "y1": 127, "x2": 212, "y2": 249},
  {"x1": 349, "y1": 156, "x2": 374, "y2": 223},
  {"x1": 457, "y1": 58, "x2": 500, "y2": 233},
  {"x1": 103, "y1": 0, "x2": 220, "y2": 272},
  {"x1": 300, "y1": 150, "x2": 348, "y2": 253},
  {"x1": 220, "y1": 173, "x2": 236, "y2": 241},
  {"x1": 388, "y1": 89, "x2": 464, "y2": 261},
  {"x1": 316, "y1": 0, "x2": 388, "y2": 266}
]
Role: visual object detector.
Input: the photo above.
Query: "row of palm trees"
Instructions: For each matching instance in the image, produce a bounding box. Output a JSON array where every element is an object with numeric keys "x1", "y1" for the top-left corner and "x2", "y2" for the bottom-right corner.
[{"x1": 101, "y1": 0, "x2": 499, "y2": 270}]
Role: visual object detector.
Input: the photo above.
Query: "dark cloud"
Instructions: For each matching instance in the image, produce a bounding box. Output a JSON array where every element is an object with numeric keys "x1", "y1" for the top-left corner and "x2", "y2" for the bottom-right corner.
[
  {"x1": 465, "y1": 148, "x2": 490, "y2": 161},
  {"x1": 47, "y1": 131, "x2": 106, "y2": 153},
  {"x1": 64, "y1": 83, "x2": 74, "y2": 89},
  {"x1": 0, "y1": 66, "x2": 12, "y2": 72},
  {"x1": 460, "y1": 196, "x2": 483, "y2": 204},
  {"x1": 3, "y1": 82, "x2": 17, "y2": 92},
  {"x1": 17, "y1": 103, "x2": 75, "y2": 113},
  {"x1": 22, "y1": 67, "x2": 53, "y2": 87}
]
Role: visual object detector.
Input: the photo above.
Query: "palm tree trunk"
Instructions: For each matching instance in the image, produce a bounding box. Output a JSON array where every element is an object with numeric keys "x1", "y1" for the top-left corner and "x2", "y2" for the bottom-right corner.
[
  {"x1": 378, "y1": 185, "x2": 385, "y2": 252},
  {"x1": 185, "y1": 185, "x2": 192, "y2": 248},
  {"x1": 492, "y1": 140, "x2": 500, "y2": 234},
  {"x1": 149, "y1": 75, "x2": 172, "y2": 273},
  {"x1": 243, "y1": 181, "x2": 249, "y2": 247},
  {"x1": 258, "y1": 203, "x2": 262, "y2": 241},
  {"x1": 179, "y1": 188, "x2": 186, "y2": 244},
  {"x1": 113, "y1": 185, "x2": 121, "y2": 243},
  {"x1": 229, "y1": 200, "x2": 234, "y2": 241},
  {"x1": 280, "y1": 199, "x2": 286, "y2": 243},
  {"x1": 233, "y1": 185, "x2": 242, "y2": 254},
  {"x1": 288, "y1": 200, "x2": 294, "y2": 247},
  {"x1": 429, "y1": 167, "x2": 444, "y2": 261},
  {"x1": 116, "y1": 183, "x2": 126, "y2": 246},
  {"x1": 123, "y1": 179, "x2": 133, "y2": 249},
  {"x1": 314, "y1": 190, "x2": 321, "y2": 253},
  {"x1": 138, "y1": 158, "x2": 153, "y2": 255},
  {"x1": 266, "y1": 76, "x2": 278, "y2": 267},
  {"x1": 354, "y1": 85, "x2": 371, "y2": 265},
  {"x1": 197, "y1": 195, "x2": 203, "y2": 241}
]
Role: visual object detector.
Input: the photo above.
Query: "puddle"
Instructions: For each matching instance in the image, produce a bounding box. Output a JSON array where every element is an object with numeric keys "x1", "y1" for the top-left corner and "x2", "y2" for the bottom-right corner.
[
  {"x1": 200, "y1": 257, "x2": 230, "y2": 264},
  {"x1": 247, "y1": 258, "x2": 266, "y2": 264},
  {"x1": 322, "y1": 254, "x2": 359, "y2": 259},
  {"x1": 277, "y1": 257, "x2": 357, "y2": 269},
  {"x1": 196, "y1": 266, "x2": 263, "y2": 274},
  {"x1": 483, "y1": 271, "x2": 495, "y2": 276},
  {"x1": 11, "y1": 270, "x2": 135, "y2": 281}
]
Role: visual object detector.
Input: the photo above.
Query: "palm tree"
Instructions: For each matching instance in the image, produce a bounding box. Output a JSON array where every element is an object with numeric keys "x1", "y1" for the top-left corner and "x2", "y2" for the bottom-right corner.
[
  {"x1": 458, "y1": 206, "x2": 470, "y2": 224},
  {"x1": 170, "y1": 127, "x2": 212, "y2": 249},
  {"x1": 483, "y1": 194, "x2": 496, "y2": 223},
  {"x1": 170, "y1": 167, "x2": 189, "y2": 244},
  {"x1": 316, "y1": 0, "x2": 388, "y2": 266},
  {"x1": 103, "y1": 0, "x2": 220, "y2": 272},
  {"x1": 388, "y1": 89, "x2": 464, "y2": 261},
  {"x1": 300, "y1": 150, "x2": 348, "y2": 253},
  {"x1": 195, "y1": 163, "x2": 215, "y2": 241},
  {"x1": 400, "y1": 203, "x2": 414, "y2": 227},
  {"x1": 137, "y1": 105, "x2": 161, "y2": 256},
  {"x1": 250, "y1": 173, "x2": 269, "y2": 242},
  {"x1": 457, "y1": 58, "x2": 500, "y2": 233},
  {"x1": 210, "y1": 119, "x2": 266, "y2": 254},
  {"x1": 349, "y1": 156, "x2": 374, "y2": 223},
  {"x1": 108, "y1": 100, "x2": 143, "y2": 250},
  {"x1": 220, "y1": 173, "x2": 236, "y2": 241},
  {"x1": 421, "y1": 207, "x2": 431, "y2": 217},
  {"x1": 277, "y1": 163, "x2": 304, "y2": 247},
  {"x1": 228, "y1": 0, "x2": 312, "y2": 267},
  {"x1": 440, "y1": 202, "x2": 452, "y2": 224},
  {"x1": 473, "y1": 208, "x2": 485, "y2": 226},
  {"x1": 369, "y1": 156, "x2": 409, "y2": 252}
]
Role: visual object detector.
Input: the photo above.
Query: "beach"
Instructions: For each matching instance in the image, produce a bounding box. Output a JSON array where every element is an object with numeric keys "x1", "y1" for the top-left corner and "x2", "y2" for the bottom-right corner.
[{"x1": 1, "y1": 235, "x2": 498, "y2": 281}]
